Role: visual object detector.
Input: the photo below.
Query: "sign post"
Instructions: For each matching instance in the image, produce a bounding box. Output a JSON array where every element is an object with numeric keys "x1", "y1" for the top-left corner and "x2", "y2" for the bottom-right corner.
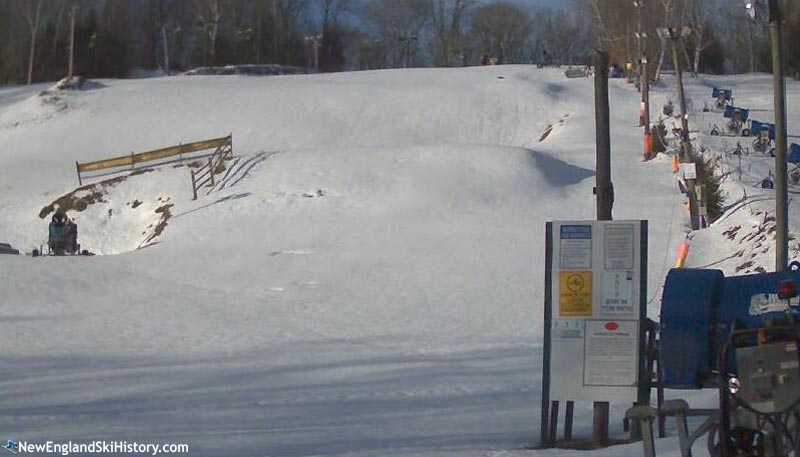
[{"x1": 540, "y1": 220, "x2": 648, "y2": 447}]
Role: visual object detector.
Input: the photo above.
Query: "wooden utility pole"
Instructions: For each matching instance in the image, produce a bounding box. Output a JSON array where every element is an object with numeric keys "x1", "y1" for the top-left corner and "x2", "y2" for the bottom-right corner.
[
  {"x1": 68, "y1": 6, "x2": 77, "y2": 80},
  {"x1": 769, "y1": 0, "x2": 789, "y2": 271},
  {"x1": 595, "y1": 50, "x2": 614, "y2": 222},
  {"x1": 593, "y1": 49, "x2": 612, "y2": 448},
  {"x1": 670, "y1": 28, "x2": 699, "y2": 230}
]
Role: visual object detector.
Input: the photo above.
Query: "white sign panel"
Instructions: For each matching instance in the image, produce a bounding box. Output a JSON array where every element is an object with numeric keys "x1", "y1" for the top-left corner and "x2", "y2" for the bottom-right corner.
[
  {"x1": 552, "y1": 319, "x2": 585, "y2": 340},
  {"x1": 683, "y1": 163, "x2": 697, "y2": 180},
  {"x1": 546, "y1": 220, "x2": 645, "y2": 402},
  {"x1": 559, "y1": 225, "x2": 592, "y2": 269},
  {"x1": 601, "y1": 271, "x2": 634, "y2": 315},
  {"x1": 583, "y1": 320, "x2": 639, "y2": 386},
  {"x1": 604, "y1": 224, "x2": 634, "y2": 270}
]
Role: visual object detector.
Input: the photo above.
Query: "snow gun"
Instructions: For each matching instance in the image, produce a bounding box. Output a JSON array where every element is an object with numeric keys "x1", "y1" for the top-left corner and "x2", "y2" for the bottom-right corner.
[
  {"x1": 749, "y1": 120, "x2": 776, "y2": 141},
  {"x1": 712, "y1": 87, "x2": 733, "y2": 109},
  {"x1": 712, "y1": 87, "x2": 733, "y2": 100},
  {"x1": 629, "y1": 267, "x2": 800, "y2": 457},
  {"x1": 790, "y1": 144, "x2": 800, "y2": 164},
  {"x1": 723, "y1": 105, "x2": 749, "y2": 122}
]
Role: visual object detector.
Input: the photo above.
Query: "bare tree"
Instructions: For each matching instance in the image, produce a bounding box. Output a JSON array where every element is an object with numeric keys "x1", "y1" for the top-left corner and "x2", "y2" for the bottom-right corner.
[
  {"x1": 362, "y1": 0, "x2": 428, "y2": 68},
  {"x1": 578, "y1": 0, "x2": 635, "y2": 63},
  {"x1": 541, "y1": 9, "x2": 590, "y2": 66},
  {"x1": 318, "y1": 0, "x2": 354, "y2": 30},
  {"x1": 194, "y1": 0, "x2": 225, "y2": 66},
  {"x1": 470, "y1": 2, "x2": 531, "y2": 64},
  {"x1": 271, "y1": 0, "x2": 311, "y2": 63},
  {"x1": 653, "y1": 0, "x2": 677, "y2": 82},
  {"x1": 685, "y1": 0, "x2": 712, "y2": 73},
  {"x1": 22, "y1": 0, "x2": 43, "y2": 84},
  {"x1": 429, "y1": 0, "x2": 473, "y2": 67}
]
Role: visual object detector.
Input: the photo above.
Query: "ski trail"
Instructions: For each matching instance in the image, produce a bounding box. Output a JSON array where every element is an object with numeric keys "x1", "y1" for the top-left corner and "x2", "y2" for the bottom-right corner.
[{"x1": 208, "y1": 151, "x2": 277, "y2": 194}]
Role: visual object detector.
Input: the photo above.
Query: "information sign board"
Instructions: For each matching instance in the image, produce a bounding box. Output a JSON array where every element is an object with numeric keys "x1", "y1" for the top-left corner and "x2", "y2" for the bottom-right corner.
[{"x1": 542, "y1": 220, "x2": 647, "y2": 403}]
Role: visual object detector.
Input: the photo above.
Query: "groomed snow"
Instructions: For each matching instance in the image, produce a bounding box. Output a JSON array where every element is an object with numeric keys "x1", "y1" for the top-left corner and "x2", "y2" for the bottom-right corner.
[{"x1": 1, "y1": 66, "x2": 798, "y2": 457}]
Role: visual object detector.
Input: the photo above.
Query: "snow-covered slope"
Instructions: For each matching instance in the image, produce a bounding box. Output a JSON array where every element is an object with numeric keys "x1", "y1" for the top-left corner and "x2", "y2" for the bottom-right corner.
[{"x1": 1, "y1": 66, "x2": 796, "y2": 457}]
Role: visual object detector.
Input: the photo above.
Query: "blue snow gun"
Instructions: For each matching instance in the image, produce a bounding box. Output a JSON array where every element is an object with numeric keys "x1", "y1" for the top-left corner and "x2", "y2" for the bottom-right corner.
[
  {"x1": 790, "y1": 143, "x2": 800, "y2": 164},
  {"x1": 660, "y1": 268, "x2": 800, "y2": 389},
  {"x1": 750, "y1": 120, "x2": 776, "y2": 140},
  {"x1": 712, "y1": 87, "x2": 732, "y2": 100},
  {"x1": 723, "y1": 105, "x2": 749, "y2": 121}
]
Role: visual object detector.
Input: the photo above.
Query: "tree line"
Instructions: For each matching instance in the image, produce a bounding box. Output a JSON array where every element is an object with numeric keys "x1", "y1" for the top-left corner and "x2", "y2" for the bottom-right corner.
[{"x1": 1, "y1": 0, "x2": 799, "y2": 85}]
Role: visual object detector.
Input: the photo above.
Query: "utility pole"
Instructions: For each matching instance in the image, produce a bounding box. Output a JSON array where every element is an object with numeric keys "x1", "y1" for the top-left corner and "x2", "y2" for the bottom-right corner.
[
  {"x1": 669, "y1": 28, "x2": 699, "y2": 231},
  {"x1": 595, "y1": 50, "x2": 613, "y2": 222},
  {"x1": 68, "y1": 5, "x2": 77, "y2": 80},
  {"x1": 593, "y1": 49, "x2": 612, "y2": 448},
  {"x1": 769, "y1": 0, "x2": 789, "y2": 271}
]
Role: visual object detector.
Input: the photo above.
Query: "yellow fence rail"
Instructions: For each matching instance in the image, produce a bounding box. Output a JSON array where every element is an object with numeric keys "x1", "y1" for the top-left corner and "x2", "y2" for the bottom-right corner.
[{"x1": 75, "y1": 135, "x2": 233, "y2": 185}]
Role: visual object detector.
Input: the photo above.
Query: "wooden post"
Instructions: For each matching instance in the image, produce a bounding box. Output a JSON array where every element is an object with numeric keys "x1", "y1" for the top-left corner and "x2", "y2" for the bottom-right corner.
[
  {"x1": 593, "y1": 48, "x2": 612, "y2": 448},
  {"x1": 191, "y1": 170, "x2": 198, "y2": 200},
  {"x1": 548, "y1": 401, "x2": 560, "y2": 445},
  {"x1": 670, "y1": 29, "x2": 699, "y2": 231},
  {"x1": 564, "y1": 401, "x2": 574, "y2": 440},
  {"x1": 595, "y1": 50, "x2": 613, "y2": 222},
  {"x1": 208, "y1": 157, "x2": 215, "y2": 186},
  {"x1": 540, "y1": 222, "x2": 554, "y2": 449},
  {"x1": 75, "y1": 161, "x2": 82, "y2": 186}
]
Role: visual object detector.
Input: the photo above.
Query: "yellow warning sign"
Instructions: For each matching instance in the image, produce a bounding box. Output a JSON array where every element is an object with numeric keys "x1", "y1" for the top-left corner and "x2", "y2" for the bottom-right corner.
[{"x1": 559, "y1": 271, "x2": 593, "y2": 316}]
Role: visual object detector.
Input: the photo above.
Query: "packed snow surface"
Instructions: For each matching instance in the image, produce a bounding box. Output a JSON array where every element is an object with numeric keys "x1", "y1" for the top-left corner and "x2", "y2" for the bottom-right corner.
[{"x1": 1, "y1": 66, "x2": 799, "y2": 456}]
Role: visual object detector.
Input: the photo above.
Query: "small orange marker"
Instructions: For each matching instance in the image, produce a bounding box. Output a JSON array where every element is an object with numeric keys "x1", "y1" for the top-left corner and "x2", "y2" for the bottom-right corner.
[{"x1": 675, "y1": 242, "x2": 690, "y2": 268}]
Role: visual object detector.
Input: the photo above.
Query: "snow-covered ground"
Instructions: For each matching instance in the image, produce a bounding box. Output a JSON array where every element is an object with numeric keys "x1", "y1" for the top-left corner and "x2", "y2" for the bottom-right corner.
[{"x1": 1, "y1": 66, "x2": 798, "y2": 457}]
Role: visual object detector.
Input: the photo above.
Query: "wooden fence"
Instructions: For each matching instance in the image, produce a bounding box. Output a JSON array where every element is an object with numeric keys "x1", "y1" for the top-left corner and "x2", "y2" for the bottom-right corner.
[
  {"x1": 75, "y1": 134, "x2": 233, "y2": 185},
  {"x1": 190, "y1": 140, "x2": 234, "y2": 200}
]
